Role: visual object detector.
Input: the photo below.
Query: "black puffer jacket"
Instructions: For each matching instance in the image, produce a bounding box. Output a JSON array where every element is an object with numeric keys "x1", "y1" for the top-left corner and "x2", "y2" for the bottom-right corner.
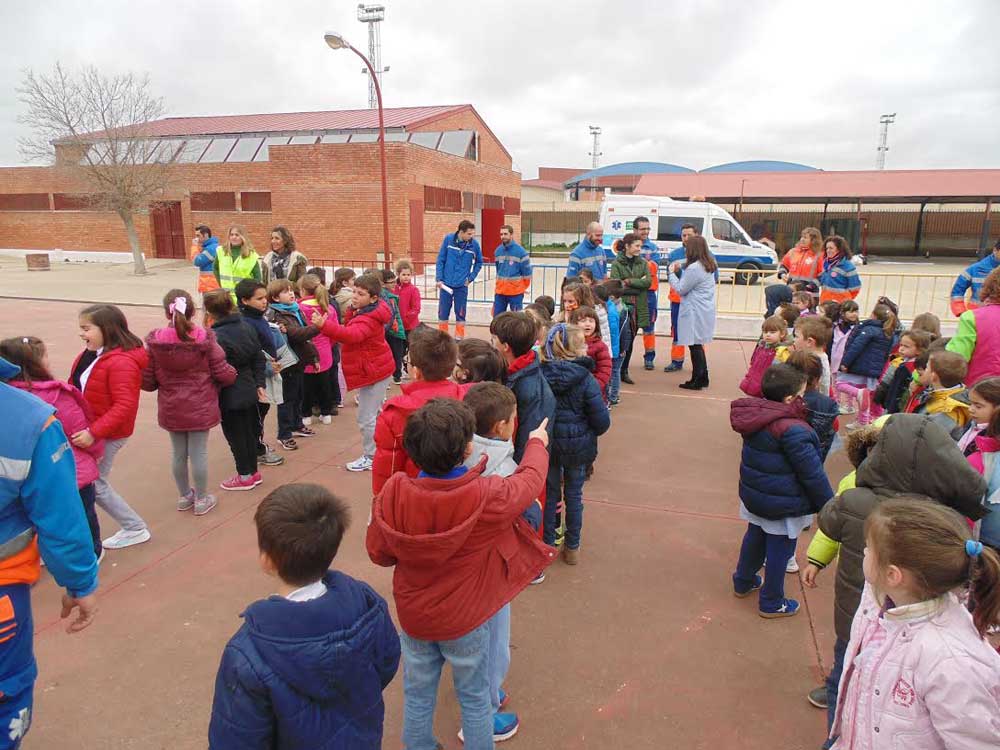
[
  {"x1": 211, "y1": 314, "x2": 266, "y2": 411},
  {"x1": 539, "y1": 358, "x2": 610, "y2": 466},
  {"x1": 818, "y1": 414, "x2": 988, "y2": 641}
]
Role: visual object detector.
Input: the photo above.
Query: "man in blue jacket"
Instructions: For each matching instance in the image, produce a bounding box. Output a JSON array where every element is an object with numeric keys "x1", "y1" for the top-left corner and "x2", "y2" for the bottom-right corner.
[
  {"x1": 436, "y1": 220, "x2": 483, "y2": 340},
  {"x1": 0, "y1": 356, "x2": 100, "y2": 748},
  {"x1": 492, "y1": 224, "x2": 532, "y2": 315},
  {"x1": 950, "y1": 240, "x2": 1000, "y2": 316},
  {"x1": 566, "y1": 222, "x2": 612, "y2": 281},
  {"x1": 191, "y1": 224, "x2": 221, "y2": 293}
]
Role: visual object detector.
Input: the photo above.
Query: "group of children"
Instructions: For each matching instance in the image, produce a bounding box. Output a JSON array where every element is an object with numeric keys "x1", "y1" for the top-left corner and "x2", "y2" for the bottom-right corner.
[{"x1": 733, "y1": 270, "x2": 1000, "y2": 748}]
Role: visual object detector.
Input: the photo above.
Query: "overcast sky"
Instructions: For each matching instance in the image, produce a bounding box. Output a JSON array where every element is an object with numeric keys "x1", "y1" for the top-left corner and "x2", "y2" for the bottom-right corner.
[{"x1": 2, "y1": 0, "x2": 998, "y2": 177}]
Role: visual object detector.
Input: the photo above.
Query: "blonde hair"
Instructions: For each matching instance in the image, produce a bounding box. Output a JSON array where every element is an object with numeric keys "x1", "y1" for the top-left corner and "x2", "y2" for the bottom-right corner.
[
  {"x1": 540, "y1": 322, "x2": 586, "y2": 363},
  {"x1": 225, "y1": 224, "x2": 254, "y2": 258},
  {"x1": 298, "y1": 273, "x2": 329, "y2": 313},
  {"x1": 801, "y1": 227, "x2": 823, "y2": 253}
]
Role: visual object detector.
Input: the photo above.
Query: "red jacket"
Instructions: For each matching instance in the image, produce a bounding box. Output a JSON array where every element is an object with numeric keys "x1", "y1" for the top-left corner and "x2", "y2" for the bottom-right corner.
[
  {"x1": 70, "y1": 346, "x2": 149, "y2": 440},
  {"x1": 372, "y1": 379, "x2": 472, "y2": 494},
  {"x1": 318, "y1": 300, "x2": 395, "y2": 390},
  {"x1": 585, "y1": 337, "x2": 612, "y2": 394},
  {"x1": 393, "y1": 281, "x2": 422, "y2": 332},
  {"x1": 366, "y1": 439, "x2": 555, "y2": 641},
  {"x1": 740, "y1": 343, "x2": 779, "y2": 398}
]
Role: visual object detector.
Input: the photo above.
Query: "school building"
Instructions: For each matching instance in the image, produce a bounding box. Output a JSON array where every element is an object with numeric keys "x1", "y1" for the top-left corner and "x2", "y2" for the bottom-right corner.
[{"x1": 0, "y1": 104, "x2": 521, "y2": 265}]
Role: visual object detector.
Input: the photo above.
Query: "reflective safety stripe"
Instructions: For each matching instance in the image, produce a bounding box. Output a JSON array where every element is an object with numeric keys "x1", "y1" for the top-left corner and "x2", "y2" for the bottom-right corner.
[{"x1": 0, "y1": 457, "x2": 30, "y2": 482}]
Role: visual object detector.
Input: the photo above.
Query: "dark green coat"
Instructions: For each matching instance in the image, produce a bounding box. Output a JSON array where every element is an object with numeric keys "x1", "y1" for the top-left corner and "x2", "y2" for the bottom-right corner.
[{"x1": 610, "y1": 251, "x2": 652, "y2": 328}]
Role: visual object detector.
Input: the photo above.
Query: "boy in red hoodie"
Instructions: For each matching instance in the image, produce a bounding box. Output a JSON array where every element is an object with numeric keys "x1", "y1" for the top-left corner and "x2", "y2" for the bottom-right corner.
[
  {"x1": 372, "y1": 326, "x2": 470, "y2": 493},
  {"x1": 367, "y1": 399, "x2": 553, "y2": 748}
]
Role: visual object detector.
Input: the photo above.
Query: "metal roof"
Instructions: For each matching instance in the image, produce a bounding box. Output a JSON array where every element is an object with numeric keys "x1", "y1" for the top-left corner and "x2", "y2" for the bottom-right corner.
[
  {"x1": 565, "y1": 161, "x2": 695, "y2": 185},
  {"x1": 700, "y1": 160, "x2": 819, "y2": 173}
]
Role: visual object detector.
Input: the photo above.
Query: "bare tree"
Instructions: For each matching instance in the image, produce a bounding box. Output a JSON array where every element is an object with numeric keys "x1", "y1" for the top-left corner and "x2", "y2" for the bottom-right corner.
[{"x1": 17, "y1": 63, "x2": 178, "y2": 275}]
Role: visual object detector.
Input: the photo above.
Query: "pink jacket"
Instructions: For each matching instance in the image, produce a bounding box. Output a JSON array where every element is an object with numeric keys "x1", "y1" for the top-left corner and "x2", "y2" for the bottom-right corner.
[
  {"x1": 739, "y1": 342, "x2": 778, "y2": 398},
  {"x1": 298, "y1": 297, "x2": 334, "y2": 373},
  {"x1": 831, "y1": 584, "x2": 1000, "y2": 750},
  {"x1": 11, "y1": 379, "x2": 104, "y2": 488}
]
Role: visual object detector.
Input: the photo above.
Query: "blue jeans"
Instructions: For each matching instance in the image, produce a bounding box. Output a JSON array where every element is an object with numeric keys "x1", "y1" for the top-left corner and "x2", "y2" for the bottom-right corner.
[
  {"x1": 78, "y1": 482, "x2": 102, "y2": 558},
  {"x1": 608, "y1": 356, "x2": 622, "y2": 402},
  {"x1": 0, "y1": 584, "x2": 35, "y2": 750},
  {"x1": 823, "y1": 636, "x2": 849, "y2": 748},
  {"x1": 732, "y1": 523, "x2": 797, "y2": 611},
  {"x1": 400, "y1": 621, "x2": 493, "y2": 750},
  {"x1": 492, "y1": 293, "x2": 523, "y2": 316},
  {"x1": 544, "y1": 462, "x2": 586, "y2": 549},
  {"x1": 487, "y1": 604, "x2": 511, "y2": 712},
  {"x1": 438, "y1": 284, "x2": 469, "y2": 323}
]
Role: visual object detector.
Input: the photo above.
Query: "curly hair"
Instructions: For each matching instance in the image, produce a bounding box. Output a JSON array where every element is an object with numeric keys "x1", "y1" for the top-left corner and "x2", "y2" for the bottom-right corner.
[
  {"x1": 979, "y1": 266, "x2": 1000, "y2": 303},
  {"x1": 271, "y1": 226, "x2": 296, "y2": 255}
]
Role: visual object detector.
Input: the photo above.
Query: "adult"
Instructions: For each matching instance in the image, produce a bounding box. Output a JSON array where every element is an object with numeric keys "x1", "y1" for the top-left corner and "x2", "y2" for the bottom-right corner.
[
  {"x1": 261, "y1": 226, "x2": 308, "y2": 285},
  {"x1": 213, "y1": 225, "x2": 262, "y2": 300},
  {"x1": 633, "y1": 216, "x2": 660, "y2": 369},
  {"x1": 435, "y1": 219, "x2": 483, "y2": 340},
  {"x1": 818, "y1": 235, "x2": 861, "y2": 304},
  {"x1": 0, "y1": 356, "x2": 99, "y2": 746},
  {"x1": 950, "y1": 239, "x2": 1000, "y2": 316},
  {"x1": 190, "y1": 224, "x2": 220, "y2": 293},
  {"x1": 764, "y1": 227, "x2": 824, "y2": 316},
  {"x1": 634, "y1": 215, "x2": 660, "y2": 263},
  {"x1": 948, "y1": 266, "x2": 1000, "y2": 383},
  {"x1": 668, "y1": 235, "x2": 717, "y2": 390},
  {"x1": 492, "y1": 224, "x2": 532, "y2": 315},
  {"x1": 664, "y1": 224, "x2": 697, "y2": 372},
  {"x1": 610, "y1": 233, "x2": 651, "y2": 385},
  {"x1": 567, "y1": 222, "x2": 611, "y2": 281}
]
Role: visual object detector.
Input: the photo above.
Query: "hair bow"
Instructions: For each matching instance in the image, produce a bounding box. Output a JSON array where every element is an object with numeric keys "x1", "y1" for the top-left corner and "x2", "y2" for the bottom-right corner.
[
  {"x1": 966, "y1": 539, "x2": 983, "y2": 558},
  {"x1": 169, "y1": 296, "x2": 188, "y2": 316}
]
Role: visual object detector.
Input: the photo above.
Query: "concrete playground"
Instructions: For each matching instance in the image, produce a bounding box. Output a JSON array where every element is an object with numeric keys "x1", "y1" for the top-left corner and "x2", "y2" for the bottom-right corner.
[{"x1": 3, "y1": 295, "x2": 855, "y2": 750}]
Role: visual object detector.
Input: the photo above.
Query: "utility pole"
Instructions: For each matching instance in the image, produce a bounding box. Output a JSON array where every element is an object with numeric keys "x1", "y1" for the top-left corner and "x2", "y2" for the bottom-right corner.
[
  {"x1": 588, "y1": 125, "x2": 602, "y2": 193},
  {"x1": 357, "y1": 4, "x2": 388, "y2": 109},
  {"x1": 876, "y1": 113, "x2": 896, "y2": 170}
]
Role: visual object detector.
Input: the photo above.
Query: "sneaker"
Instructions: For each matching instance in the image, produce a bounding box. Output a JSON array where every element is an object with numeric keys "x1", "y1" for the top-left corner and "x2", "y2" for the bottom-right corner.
[
  {"x1": 102, "y1": 527, "x2": 151, "y2": 550},
  {"x1": 220, "y1": 474, "x2": 260, "y2": 492},
  {"x1": 807, "y1": 686, "x2": 829, "y2": 709},
  {"x1": 278, "y1": 438, "x2": 298, "y2": 451},
  {"x1": 194, "y1": 494, "x2": 218, "y2": 516},
  {"x1": 338, "y1": 401, "x2": 346, "y2": 408},
  {"x1": 302, "y1": 416, "x2": 313, "y2": 427},
  {"x1": 177, "y1": 489, "x2": 195, "y2": 512},
  {"x1": 321, "y1": 415, "x2": 333, "y2": 425},
  {"x1": 498, "y1": 688, "x2": 509, "y2": 709},
  {"x1": 354, "y1": 395, "x2": 360, "y2": 406},
  {"x1": 554, "y1": 525, "x2": 565, "y2": 548},
  {"x1": 458, "y1": 712, "x2": 519, "y2": 743},
  {"x1": 609, "y1": 397, "x2": 620, "y2": 406},
  {"x1": 563, "y1": 546, "x2": 580, "y2": 565},
  {"x1": 529, "y1": 572, "x2": 546, "y2": 585},
  {"x1": 621, "y1": 373, "x2": 635, "y2": 385},
  {"x1": 733, "y1": 574, "x2": 763, "y2": 598},
  {"x1": 663, "y1": 361, "x2": 684, "y2": 373},
  {"x1": 759, "y1": 598, "x2": 801, "y2": 619},
  {"x1": 96, "y1": 546, "x2": 106, "y2": 564},
  {"x1": 260, "y1": 449, "x2": 285, "y2": 466},
  {"x1": 393, "y1": 376, "x2": 402, "y2": 385},
  {"x1": 786, "y1": 557, "x2": 800, "y2": 574},
  {"x1": 292, "y1": 426, "x2": 316, "y2": 438},
  {"x1": 644, "y1": 362, "x2": 654, "y2": 371},
  {"x1": 346, "y1": 455, "x2": 374, "y2": 472}
]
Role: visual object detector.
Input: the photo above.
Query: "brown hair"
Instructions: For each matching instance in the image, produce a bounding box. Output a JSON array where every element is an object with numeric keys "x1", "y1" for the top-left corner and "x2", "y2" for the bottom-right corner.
[
  {"x1": 970, "y1": 376, "x2": 1000, "y2": 436},
  {"x1": 612, "y1": 232, "x2": 641, "y2": 255},
  {"x1": 78, "y1": 304, "x2": 143, "y2": 351},
  {"x1": 871, "y1": 303, "x2": 899, "y2": 338},
  {"x1": 562, "y1": 282, "x2": 595, "y2": 309},
  {"x1": 394, "y1": 258, "x2": 414, "y2": 275},
  {"x1": 792, "y1": 290, "x2": 816, "y2": 312},
  {"x1": 899, "y1": 329, "x2": 933, "y2": 355},
  {"x1": 533, "y1": 295, "x2": 556, "y2": 317},
  {"x1": 162, "y1": 289, "x2": 195, "y2": 342},
  {"x1": 404, "y1": 398, "x2": 475, "y2": 475},
  {"x1": 490, "y1": 312, "x2": 537, "y2": 357},
  {"x1": 353, "y1": 273, "x2": 382, "y2": 299},
  {"x1": 333, "y1": 267, "x2": 356, "y2": 294},
  {"x1": 298, "y1": 274, "x2": 330, "y2": 313},
  {"x1": 824, "y1": 235, "x2": 853, "y2": 259},
  {"x1": 928, "y1": 350, "x2": 968, "y2": 388},
  {"x1": 762, "y1": 315, "x2": 786, "y2": 334},
  {"x1": 800, "y1": 227, "x2": 823, "y2": 253},
  {"x1": 540, "y1": 322, "x2": 586, "y2": 363},
  {"x1": 254, "y1": 483, "x2": 349, "y2": 586},
  {"x1": 777, "y1": 303, "x2": 801, "y2": 328},
  {"x1": 408, "y1": 327, "x2": 458, "y2": 381},
  {"x1": 684, "y1": 235, "x2": 718, "y2": 274},
  {"x1": 910, "y1": 312, "x2": 941, "y2": 339},
  {"x1": 202, "y1": 289, "x2": 236, "y2": 319},
  {"x1": 786, "y1": 350, "x2": 824, "y2": 390},
  {"x1": 463, "y1": 382, "x2": 517, "y2": 437},
  {"x1": 866, "y1": 498, "x2": 1000, "y2": 637},
  {"x1": 819, "y1": 300, "x2": 841, "y2": 322},
  {"x1": 456, "y1": 338, "x2": 507, "y2": 384},
  {"x1": 602, "y1": 279, "x2": 625, "y2": 299},
  {"x1": 569, "y1": 305, "x2": 602, "y2": 338},
  {"x1": 267, "y1": 279, "x2": 294, "y2": 301},
  {"x1": 270, "y1": 226, "x2": 296, "y2": 255},
  {"x1": 980, "y1": 266, "x2": 1000, "y2": 303},
  {"x1": 0, "y1": 336, "x2": 53, "y2": 383},
  {"x1": 795, "y1": 316, "x2": 832, "y2": 349}
]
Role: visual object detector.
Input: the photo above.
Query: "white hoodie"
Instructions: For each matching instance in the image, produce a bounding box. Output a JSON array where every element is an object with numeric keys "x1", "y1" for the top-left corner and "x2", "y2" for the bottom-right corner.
[{"x1": 463, "y1": 434, "x2": 518, "y2": 477}]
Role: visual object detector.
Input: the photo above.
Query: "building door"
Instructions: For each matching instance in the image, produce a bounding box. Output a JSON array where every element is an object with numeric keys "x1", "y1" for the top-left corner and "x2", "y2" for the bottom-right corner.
[
  {"x1": 408, "y1": 198, "x2": 425, "y2": 264},
  {"x1": 480, "y1": 208, "x2": 504, "y2": 262},
  {"x1": 150, "y1": 201, "x2": 186, "y2": 259}
]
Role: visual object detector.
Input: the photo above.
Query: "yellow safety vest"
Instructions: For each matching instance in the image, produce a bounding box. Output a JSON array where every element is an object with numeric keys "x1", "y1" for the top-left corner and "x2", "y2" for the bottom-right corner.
[{"x1": 218, "y1": 248, "x2": 260, "y2": 297}]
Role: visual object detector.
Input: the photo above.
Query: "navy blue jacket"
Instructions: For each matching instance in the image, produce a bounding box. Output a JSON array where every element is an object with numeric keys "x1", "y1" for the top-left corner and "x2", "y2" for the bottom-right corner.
[
  {"x1": 506, "y1": 355, "x2": 555, "y2": 463},
  {"x1": 730, "y1": 397, "x2": 833, "y2": 520},
  {"x1": 803, "y1": 389, "x2": 839, "y2": 460},
  {"x1": 540, "y1": 357, "x2": 611, "y2": 466},
  {"x1": 840, "y1": 319, "x2": 895, "y2": 378},
  {"x1": 239, "y1": 305, "x2": 278, "y2": 359},
  {"x1": 209, "y1": 571, "x2": 400, "y2": 750}
]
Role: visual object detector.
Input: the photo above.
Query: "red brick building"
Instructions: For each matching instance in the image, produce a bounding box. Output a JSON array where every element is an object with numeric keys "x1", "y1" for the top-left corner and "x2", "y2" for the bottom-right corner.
[{"x1": 0, "y1": 104, "x2": 521, "y2": 264}]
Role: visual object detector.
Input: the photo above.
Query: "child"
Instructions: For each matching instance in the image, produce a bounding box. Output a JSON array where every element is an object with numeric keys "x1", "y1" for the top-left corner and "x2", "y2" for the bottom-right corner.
[
  {"x1": 730, "y1": 364, "x2": 833, "y2": 617},
  {"x1": 966, "y1": 379, "x2": 1000, "y2": 553},
  {"x1": 872, "y1": 329, "x2": 932, "y2": 416},
  {"x1": 490, "y1": 312, "x2": 556, "y2": 463},
  {"x1": 830, "y1": 299, "x2": 860, "y2": 411},
  {"x1": 828, "y1": 499, "x2": 1000, "y2": 750},
  {"x1": 787, "y1": 351, "x2": 839, "y2": 460},
  {"x1": 143, "y1": 290, "x2": 236, "y2": 516},
  {"x1": 959, "y1": 376, "x2": 1000, "y2": 457},
  {"x1": 792, "y1": 290, "x2": 816, "y2": 316},
  {"x1": 297, "y1": 274, "x2": 337, "y2": 425},
  {"x1": 602, "y1": 279, "x2": 631, "y2": 404},
  {"x1": 740, "y1": 315, "x2": 786, "y2": 398},
  {"x1": 911, "y1": 310, "x2": 941, "y2": 339},
  {"x1": 394, "y1": 258, "x2": 423, "y2": 376},
  {"x1": 569, "y1": 306, "x2": 612, "y2": 397},
  {"x1": 266, "y1": 279, "x2": 320, "y2": 448},
  {"x1": 366, "y1": 399, "x2": 552, "y2": 747},
  {"x1": 818, "y1": 300, "x2": 841, "y2": 322},
  {"x1": 314, "y1": 273, "x2": 395, "y2": 472},
  {"x1": 594, "y1": 284, "x2": 619, "y2": 368},
  {"x1": 70, "y1": 304, "x2": 151, "y2": 550},
  {"x1": 838, "y1": 302, "x2": 898, "y2": 426},
  {"x1": 904, "y1": 349, "x2": 971, "y2": 431},
  {"x1": 203, "y1": 289, "x2": 267, "y2": 492},
  {"x1": 332, "y1": 267, "x2": 356, "y2": 318},
  {"x1": 791, "y1": 316, "x2": 833, "y2": 395},
  {"x1": 558, "y1": 282, "x2": 594, "y2": 322},
  {"x1": 209, "y1": 483, "x2": 400, "y2": 749},
  {"x1": 777, "y1": 302, "x2": 801, "y2": 336},
  {"x1": 577, "y1": 268, "x2": 595, "y2": 287},
  {"x1": 1, "y1": 336, "x2": 105, "y2": 559},
  {"x1": 379, "y1": 269, "x2": 409, "y2": 385},
  {"x1": 454, "y1": 338, "x2": 507, "y2": 384},
  {"x1": 533, "y1": 295, "x2": 556, "y2": 318},
  {"x1": 539, "y1": 323, "x2": 611, "y2": 564},
  {"x1": 523, "y1": 303, "x2": 552, "y2": 331},
  {"x1": 372, "y1": 326, "x2": 467, "y2": 493}
]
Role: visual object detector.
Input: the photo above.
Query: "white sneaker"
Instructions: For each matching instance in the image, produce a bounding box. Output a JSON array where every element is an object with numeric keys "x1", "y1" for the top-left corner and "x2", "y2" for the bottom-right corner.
[
  {"x1": 302, "y1": 416, "x2": 313, "y2": 427},
  {"x1": 321, "y1": 415, "x2": 333, "y2": 425},
  {"x1": 786, "y1": 556, "x2": 800, "y2": 574},
  {"x1": 346, "y1": 455, "x2": 373, "y2": 472},
  {"x1": 102, "y1": 528, "x2": 151, "y2": 549}
]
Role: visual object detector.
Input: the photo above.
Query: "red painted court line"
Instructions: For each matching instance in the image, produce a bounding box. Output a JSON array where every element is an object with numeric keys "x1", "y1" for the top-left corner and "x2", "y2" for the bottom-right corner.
[{"x1": 585, "y1": 496, "x2": 744, "y2": 523}]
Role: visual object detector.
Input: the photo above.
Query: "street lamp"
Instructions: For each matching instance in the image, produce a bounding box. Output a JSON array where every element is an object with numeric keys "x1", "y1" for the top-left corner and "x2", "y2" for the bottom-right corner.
[{"x1": 324, "y1": 31, "x2": 390, "y2": 266}]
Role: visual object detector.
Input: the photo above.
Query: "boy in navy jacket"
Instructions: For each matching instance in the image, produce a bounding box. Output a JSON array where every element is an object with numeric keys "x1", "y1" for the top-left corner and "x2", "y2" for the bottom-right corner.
[{"x1": 209, "y1": 483, "x2": 400, "y2": 750}]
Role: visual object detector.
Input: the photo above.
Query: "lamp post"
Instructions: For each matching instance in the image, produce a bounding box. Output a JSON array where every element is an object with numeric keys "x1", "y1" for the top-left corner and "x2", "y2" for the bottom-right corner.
[{"x1": 325, "y1": 31, "x2": 390, "y2": 267}]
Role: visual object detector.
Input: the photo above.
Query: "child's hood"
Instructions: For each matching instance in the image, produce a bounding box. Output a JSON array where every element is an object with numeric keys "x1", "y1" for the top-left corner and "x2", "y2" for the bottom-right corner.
[
  {"x1": 240, "y1": 571, "x2": 389, "y2": 701},
  {"x1": 146, "y1": 328, "x2": 213, "y2": 372},
  {"x1": 729, "y1": 396, "x2": 808, "y2": 436},
  {"x1": 464, "y1": 434, "x2": 516, "y2": 476},
  {"x1": 541, "y1": 358, "x2": 592, "y2": 394},
  {"x1": 10, "y1": 378, "x2": 88, "y2": 413}
]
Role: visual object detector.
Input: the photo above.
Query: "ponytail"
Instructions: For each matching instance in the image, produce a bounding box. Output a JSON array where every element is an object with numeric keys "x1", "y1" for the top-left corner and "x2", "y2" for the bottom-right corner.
[
  {"x1": 163, "y1": 289, "x2": 195, "y2": 342},
  {"x1": 971, "y1": 544, "x2": 1000, "y2": 637},
  {"x1": 872, "y1": 303, "x2": 897, "y2": 338},
  {"x1": 299, "y1": 274, "x2": 329, "y2": 313}
]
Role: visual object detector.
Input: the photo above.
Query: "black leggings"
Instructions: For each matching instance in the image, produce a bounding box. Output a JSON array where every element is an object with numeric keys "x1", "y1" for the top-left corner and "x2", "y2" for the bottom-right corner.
[
  {"x1": 222, "y1": 406, "x2": 259, "y2": 476},
  {"x1": 388, "y1": 335, "x2": 407, "y2": 379},
  {"x1": 689, "y1": 344, "x2": 709, "y2": 381},
  {"x1": 303, "y1": 370, "x2": 334, "y2": 416}
]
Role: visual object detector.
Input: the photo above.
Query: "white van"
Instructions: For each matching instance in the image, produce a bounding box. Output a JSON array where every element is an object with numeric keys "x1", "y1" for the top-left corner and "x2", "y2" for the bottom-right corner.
[{"x1": 599, "y1": 195, "x2": 778, "y2": 284}]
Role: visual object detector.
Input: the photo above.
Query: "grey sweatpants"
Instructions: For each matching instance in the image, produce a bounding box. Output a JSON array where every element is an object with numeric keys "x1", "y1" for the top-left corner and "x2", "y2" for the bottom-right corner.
[
  {"x1": 95, "y1": 438, "x2": 148, "y2": 532},
  {"x1": 357, "y1": 376, "x2": 391, "y2": 458},
  {"x1": 169, "y1": 430, "x2": 210, "y2": 498}
]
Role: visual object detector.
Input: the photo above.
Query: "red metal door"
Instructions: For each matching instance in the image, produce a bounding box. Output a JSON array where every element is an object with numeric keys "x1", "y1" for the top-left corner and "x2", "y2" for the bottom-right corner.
[
  {"x1": 150, "y1": 201, "x2": 186, "y2": 259},
  {"x1": 408, "y1": 198, "x2": 425, "y2": 263},
  {"x1": 480, "y1": 208, "x2": 504, "y2": 262}
]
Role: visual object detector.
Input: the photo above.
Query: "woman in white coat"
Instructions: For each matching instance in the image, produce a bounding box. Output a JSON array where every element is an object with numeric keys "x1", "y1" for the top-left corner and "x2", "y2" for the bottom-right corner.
[{"x1": 668, "y1": 235, "x2": 718, "y2": 390}]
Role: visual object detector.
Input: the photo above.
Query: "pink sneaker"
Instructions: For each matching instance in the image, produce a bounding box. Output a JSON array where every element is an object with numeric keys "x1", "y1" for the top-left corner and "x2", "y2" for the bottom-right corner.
[{"x1": 220, "y1": 473, "x2": 262, "y2": 492}]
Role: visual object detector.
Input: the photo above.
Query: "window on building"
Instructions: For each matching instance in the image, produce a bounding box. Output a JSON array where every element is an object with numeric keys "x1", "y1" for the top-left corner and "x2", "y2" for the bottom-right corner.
[
  {"x1": 254, "y1": 136, "x2": 291, "y2": 162},
  {"x1": 462, "y1": 191, "x2": 474, "y2": 212},
  {"x1": 0, "y1": 193, "x2": 49, "y2": 211},
  {"x1": 191, "y1": 192, "x2": 237, "y2": 211},
  {"x1": 320, "y1": 133, "x2": 349, "y2": 144},
  {"x1": 711, "y1": 218, "x2": 749, "y2": 245},
  {"x1": 657, "y1": 216, "x2": 705, "y2": 242},
  {"x1": 199, "y1": 138, "x2": 238, "y2": 163},
  {"x1": 504, "y1": 197, "x2": 520, "y2": 214},
  {"x1": 409, "y1": 131, "x2": 441, "y2": 149},
  {"x1": 175, "y1": 139, "x2": 211, "y2": 163},
  {"x1": 385, "y1": 131, "x2": 408, "y2": 142},
  {"x1": 53, "y1": 194, "x2": 100, "y2": 210},
  {"x1": 226, "y1": 137, "x2": 264, "y2": 162},
  {"x1": 289, "y1": 135, "x2": 320, "y2": 145},
  {"x1": 349, "y1": 133, "x2": 379, "y2": 143},
  {"x1": 438, "y1": 131, "x2": 475, "y2": 158},
  {"x1": 240, "y1": 192, "x2": 272, "y2": 212},
  {"x1": 424, "y1": 185, "x2": 462, "y2": 213}
]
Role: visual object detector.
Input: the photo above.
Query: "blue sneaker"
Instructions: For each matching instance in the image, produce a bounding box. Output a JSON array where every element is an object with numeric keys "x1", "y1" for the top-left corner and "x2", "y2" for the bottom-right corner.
[
  {"x1": 733, "y1": 574, "x2": 763, "y2": 598},
  {"x1": 663, "y1": 361, "x2": 684, "y2": 373},
  {"x1": 458, "y1": 712, "x2": 520, "y2": 743},
  {"x1": 759, "y1": 598, "x2": 800, "y2": 619},
  {"x1": 498, "y1": 688, "x2": 509, "y2": 709}
]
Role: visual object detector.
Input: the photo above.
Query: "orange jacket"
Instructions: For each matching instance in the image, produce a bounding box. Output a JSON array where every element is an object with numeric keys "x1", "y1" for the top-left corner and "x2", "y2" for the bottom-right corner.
[{"x1": 780, "y1": 245, "x2": 823, "y2": 281}]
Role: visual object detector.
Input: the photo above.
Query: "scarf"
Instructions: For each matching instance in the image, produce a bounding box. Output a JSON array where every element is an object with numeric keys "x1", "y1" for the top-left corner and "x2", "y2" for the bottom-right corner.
[
  {"x1": 270, "y1": 251, "x2": 291, "y2": 280},
  {"x1": 269, "y1": 301, "x2": 304, "y2": 326}
]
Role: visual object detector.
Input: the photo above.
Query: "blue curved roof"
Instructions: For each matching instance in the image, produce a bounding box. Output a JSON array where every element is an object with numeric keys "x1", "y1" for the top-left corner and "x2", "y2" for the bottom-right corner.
[
  {"x1": 700, "y1": 160, "x2": 819, "y2": 173},
  {"x1": 565, "y1": 161, "x2": 695, "y2": 184}
]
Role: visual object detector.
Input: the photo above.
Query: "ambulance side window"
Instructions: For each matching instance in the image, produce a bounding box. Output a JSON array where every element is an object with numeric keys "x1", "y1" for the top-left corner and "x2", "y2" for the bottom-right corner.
[
  {"x1": 657, "y1": 216, "x2": 704, "y2": 242},
  {"x1": 712, "y1": 218, "x2": 749, "y2": 245}
]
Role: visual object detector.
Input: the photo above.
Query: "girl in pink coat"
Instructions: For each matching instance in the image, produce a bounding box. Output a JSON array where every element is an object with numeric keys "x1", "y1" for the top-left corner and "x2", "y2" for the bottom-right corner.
[
  {"x1": 830, "y1": 498, "x2": 1000, "y2": 750},
  {"x1": 0, "y1": 336, "x2": 106, "y2": 558}
]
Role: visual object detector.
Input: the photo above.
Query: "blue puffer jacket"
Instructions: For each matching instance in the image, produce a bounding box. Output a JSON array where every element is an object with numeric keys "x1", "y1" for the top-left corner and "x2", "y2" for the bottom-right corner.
[
  {"x1": 950, "y1": 252, "x2": 1000, "y2": 311},
  {"x1": 209, "y1": 570, "x2": 400, "y2": 750},
  {"x1": 435, "y1": 232, "x2": 483, "y2": 288},
  {"x1": 840, "y1": 319, "x2": 895, "y2": 378},
  {"x1": 193, "y1": 236, "x2": 220, "y2": 272},
  {"x1": 730, "y1": 397, "x2": 833, "y2": 520},
  {"x1": 540, "y1": 357, "x2": 610, "y2": 466},
  {"x1": 506, "y1": 355, "x2": 555, "y2": 463}
]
